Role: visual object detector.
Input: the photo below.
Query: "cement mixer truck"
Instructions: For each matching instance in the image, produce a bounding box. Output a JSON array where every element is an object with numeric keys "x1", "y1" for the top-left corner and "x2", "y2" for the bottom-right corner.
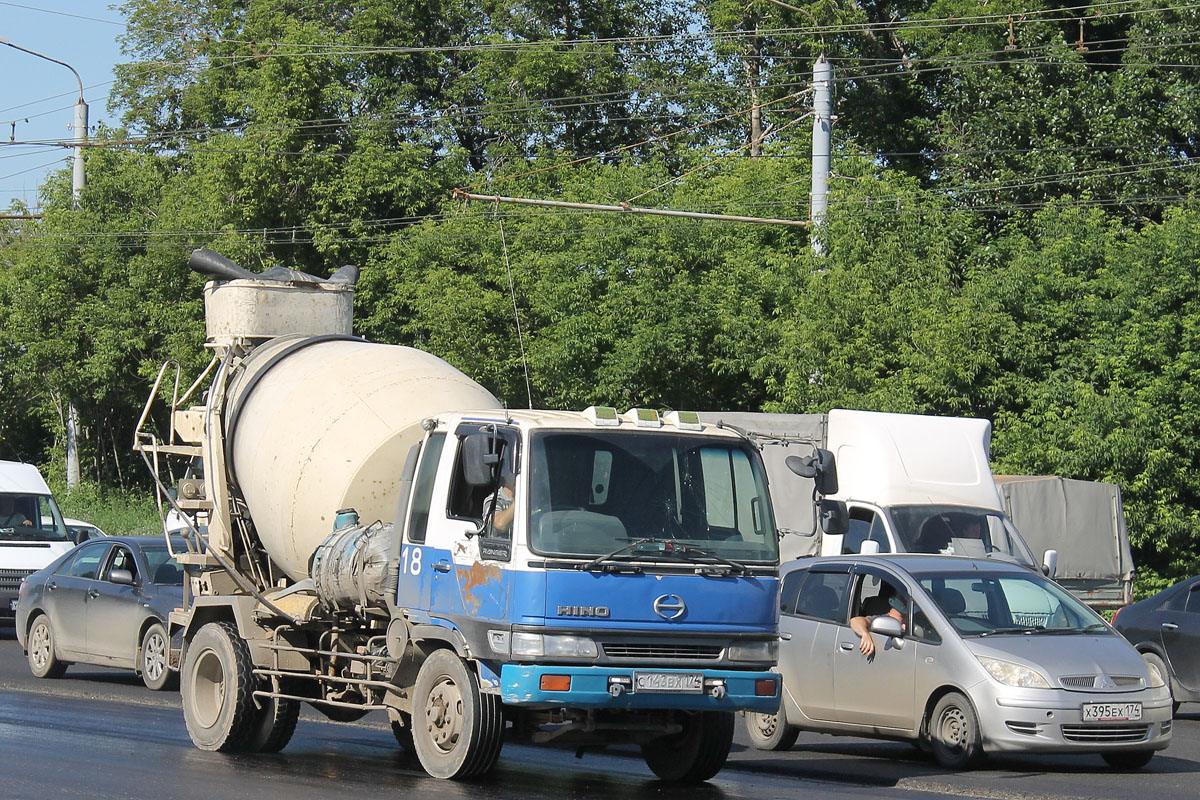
[{"x1": 132, "y1": 250, "x2": 810, "y2": 782}]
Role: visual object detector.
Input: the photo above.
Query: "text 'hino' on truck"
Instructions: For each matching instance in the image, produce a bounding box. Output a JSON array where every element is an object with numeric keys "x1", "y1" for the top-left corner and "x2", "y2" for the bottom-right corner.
[{"x1": 133, "y1": 250, "x2": 832, "y2": 782}]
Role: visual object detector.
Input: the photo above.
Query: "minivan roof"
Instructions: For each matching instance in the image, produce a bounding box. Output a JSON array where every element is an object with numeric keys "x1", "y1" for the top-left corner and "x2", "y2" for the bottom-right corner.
[
  {"x1": 784, "y1": 553, "x2": 1036, "y2": 578},
  {"x1": 0, "y1": 460, "x2": 53, "y2": 495}
]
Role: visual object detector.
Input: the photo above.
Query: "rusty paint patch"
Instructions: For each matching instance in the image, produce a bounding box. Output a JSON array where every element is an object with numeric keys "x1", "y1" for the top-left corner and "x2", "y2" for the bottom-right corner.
[{"x1": 457, "y1": 561, "x2": 502, "y2": 614}]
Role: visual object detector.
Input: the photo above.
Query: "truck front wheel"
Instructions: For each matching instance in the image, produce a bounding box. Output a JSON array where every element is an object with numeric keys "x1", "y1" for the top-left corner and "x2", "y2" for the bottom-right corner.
[
  {"x1": 642, "y1": 710, "x2": 735, "y2": 783},
  {"x1": 411, "y1": 650, "x2": 504, "y2": 779},
  {"x1": 182, "y1": 621, "x2": 261, "y2": 752}
]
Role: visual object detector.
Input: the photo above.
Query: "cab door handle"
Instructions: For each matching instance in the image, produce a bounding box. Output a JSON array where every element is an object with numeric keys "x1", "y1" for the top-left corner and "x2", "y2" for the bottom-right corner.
[
  {"x1": 433, "y1": 560, "x2": 451, "y2": 573},
  {"x1": 1162, "y1": 622, "x2": 1179, "y2": 631}
]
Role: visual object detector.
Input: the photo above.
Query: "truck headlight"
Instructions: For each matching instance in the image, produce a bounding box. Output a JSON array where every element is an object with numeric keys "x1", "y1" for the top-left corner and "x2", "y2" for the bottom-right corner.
[
  {"x1": 728, "y1": 640, "x2": 778, "y2": 663},
  {"x1": 510, "y1": 633, "x2": 598, "y2": 658},
  {"x1": 977, "y1": 656, "x2": 1050, "y2": 688}
]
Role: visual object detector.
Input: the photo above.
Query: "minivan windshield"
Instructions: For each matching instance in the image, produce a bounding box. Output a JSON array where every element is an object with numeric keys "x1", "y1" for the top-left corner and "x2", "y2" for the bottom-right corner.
[
  {"x1": 0, "y1": 492, "x2": 68, "y2": 542},
  {"x1": 891, "y1": 505, "x2": 1037, "y2": 568},
  {"x1": 528, "y1": 430, "x2": 778, "y2": 564},
  {"x1": 918, "y1": 571, "x2": 1109, "y2": 637}
]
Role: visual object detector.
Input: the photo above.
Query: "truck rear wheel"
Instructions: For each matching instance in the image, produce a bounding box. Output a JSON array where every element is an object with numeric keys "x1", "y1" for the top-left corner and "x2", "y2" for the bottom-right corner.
[
  {"x1": 247, "y1": 694, "x2": 300, "y2": 753},
  {"x1": 642, "y1": 710, "x2": 734, "y2": 783},
  {"x1": 412, "y1": 650, "x2": 504, "y2": 779},
  {"x1": 182, "y1": 621, "x2": 262, "y2": 752}
]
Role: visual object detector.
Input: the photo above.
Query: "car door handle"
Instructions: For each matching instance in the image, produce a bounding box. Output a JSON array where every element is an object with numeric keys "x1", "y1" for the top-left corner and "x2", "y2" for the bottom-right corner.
[
  {"x1": 1162, "y1": 622, "x2": 1179, "y2": 631},
  {"x1": 839, "y1": 642, "x2": 856, "y2": 651},
  {"x1": 779, "y1": 632, "x2": 792, "y2": 641},
  {"x1": 433, "y1": 560, "x2": 451, "y2": 573},
  {"x1": 46, "y1": 581, "x2": 57, "y2": 591},
  {"x1": 87, "y1": 589, "x2": 100, "y2": 598}
]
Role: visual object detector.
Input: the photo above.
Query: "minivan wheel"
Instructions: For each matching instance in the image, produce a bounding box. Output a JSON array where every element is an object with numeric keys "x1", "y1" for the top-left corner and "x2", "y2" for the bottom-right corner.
[
  {"x1": 929, "y1": 692, "x2": 983, "y2": 770},
  {"x1": 1102, "y1": 749, "x2": 1155, "y2": 770},
  {"x1": 745, "y1": 711, "x2": 799, "y2": 751}
]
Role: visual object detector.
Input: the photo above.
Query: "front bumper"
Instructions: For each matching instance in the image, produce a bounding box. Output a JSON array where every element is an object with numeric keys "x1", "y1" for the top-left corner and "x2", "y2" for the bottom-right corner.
[
  {"x1": 978, "y1": 686, "x2": 1174, "y2": 754},
  {"x1": 500, "y1": 664, "x2": 780, "y2": 712}
]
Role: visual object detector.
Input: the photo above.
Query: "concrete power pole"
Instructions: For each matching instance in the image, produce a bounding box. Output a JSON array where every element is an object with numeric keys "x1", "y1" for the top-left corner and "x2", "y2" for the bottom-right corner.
[
  {"x1": 810, "y1": 55, "x2": 833, "y2": 255},
  {"x1": 1, "y1": 37, "x2": 87, "y2": 489}
]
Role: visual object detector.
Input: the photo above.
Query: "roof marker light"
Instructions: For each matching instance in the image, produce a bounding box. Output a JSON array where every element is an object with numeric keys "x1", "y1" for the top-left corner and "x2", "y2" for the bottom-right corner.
[
  {"x1": 663, "y1": 410, "x2": 702, "y2": 431},
  {"x1": 583, "y1": 406, "x2": 621, "y2": 427},
  {"x1": 623, "y1": 408, "x2": 662, "y2": 428}
]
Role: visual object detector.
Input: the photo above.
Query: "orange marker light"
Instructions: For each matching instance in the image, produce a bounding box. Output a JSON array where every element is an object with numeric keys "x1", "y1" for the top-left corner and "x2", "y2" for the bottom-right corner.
[{"x1": 540, "y1": 675, "x2": 572, "y2": 692}]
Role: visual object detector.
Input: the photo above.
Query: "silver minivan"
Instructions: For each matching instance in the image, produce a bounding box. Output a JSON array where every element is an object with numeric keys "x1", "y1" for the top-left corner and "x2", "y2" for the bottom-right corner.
[{"x1": 748, "y1": 555, "x2": 1172, "y2": 769}]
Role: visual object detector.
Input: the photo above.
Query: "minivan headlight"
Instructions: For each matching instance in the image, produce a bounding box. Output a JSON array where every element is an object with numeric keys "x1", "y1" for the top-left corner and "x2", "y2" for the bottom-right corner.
[
  {"x1": 1145, "y1": 659, "x2": 1167, "y2": 688},
  {"x1": 728, "y1": 640, "x2": 778, "y2": 663},
  {"x1": 977, "y1": 656, "x2": 1050, "y2": 688}
]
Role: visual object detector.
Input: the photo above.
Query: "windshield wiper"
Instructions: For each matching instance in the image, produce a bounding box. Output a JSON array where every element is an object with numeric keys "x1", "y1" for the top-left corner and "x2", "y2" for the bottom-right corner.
[
  {"x1": 578, "y1": 538, "x2": 749, "y2": 575},
  {"x1": 979, "y1": 625, "x2": 1045, "y2": 637},
  {"x1": 671, "y1": 543, "x2": 749, "y2": 575},
  {"x1": 579, "y1": 538, "x2": 670, "y2": 572}
]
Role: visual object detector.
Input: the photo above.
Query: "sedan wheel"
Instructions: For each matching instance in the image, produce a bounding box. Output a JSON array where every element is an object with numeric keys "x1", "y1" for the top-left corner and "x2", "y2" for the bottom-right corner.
[
  {"x1": 141, "y1": 623, "x2": 177, "y2": 691},
  {"x1": 27, "y1": 615, "x2": 67, "y2": 679}
]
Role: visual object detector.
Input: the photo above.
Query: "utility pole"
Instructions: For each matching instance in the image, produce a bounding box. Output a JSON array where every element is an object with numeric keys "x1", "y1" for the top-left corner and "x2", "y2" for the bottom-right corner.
[
  {"x1": 1, "y1": 37, "x2": 88, "y2": 490},
  {"x1": 810, "y1": 55, "x2": 833, "y2": 255}
]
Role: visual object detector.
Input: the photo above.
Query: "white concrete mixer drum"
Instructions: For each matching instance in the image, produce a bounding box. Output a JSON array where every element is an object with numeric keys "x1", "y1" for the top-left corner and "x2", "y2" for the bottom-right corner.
[{"x1": 223, "y1": 335, "x2": 500, "y2": 581}]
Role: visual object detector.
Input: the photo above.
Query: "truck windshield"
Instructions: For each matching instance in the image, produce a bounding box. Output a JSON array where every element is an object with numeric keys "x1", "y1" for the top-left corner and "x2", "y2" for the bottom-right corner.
[
  {"x1": 0, "y1": 492, "x2": 69, "y2": 542},
  {"x1": 527, "y1": 430, "x2": 778, "y2": 564},
  {"x1": 918, "y1": 571, "x2": 1109, "y2": 637},
  {"x1": 890, "y1": 505, "x2": 1037, "y2": 568}
]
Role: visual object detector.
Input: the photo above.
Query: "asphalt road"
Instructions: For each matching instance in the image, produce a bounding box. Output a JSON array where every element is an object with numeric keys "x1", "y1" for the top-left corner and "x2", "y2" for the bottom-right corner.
[{"x1": 2, "y1": 631, "x2": 1199, "y2": 800}]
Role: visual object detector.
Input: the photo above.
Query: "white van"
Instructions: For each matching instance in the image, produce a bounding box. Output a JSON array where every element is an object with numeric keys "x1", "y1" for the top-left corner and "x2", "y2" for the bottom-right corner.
[{"x1": 0, "y1": 460, "x2": 74, "y2": 627}]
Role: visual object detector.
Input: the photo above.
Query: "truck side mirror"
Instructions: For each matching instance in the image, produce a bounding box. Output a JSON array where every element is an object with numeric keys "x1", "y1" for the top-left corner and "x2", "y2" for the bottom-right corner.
[
  {"x1": 1042, "y1": 548, "x2": 1059, "y2": 578},
  {"x1": 785, "y1": 448, "x2": 838, "y2": 495},
  {"x1": 462, "y1": 433, "x2": 502, "y2": 486},
  {"x1": 819, "y1": 499, "x2": 849, "y2": 535}
]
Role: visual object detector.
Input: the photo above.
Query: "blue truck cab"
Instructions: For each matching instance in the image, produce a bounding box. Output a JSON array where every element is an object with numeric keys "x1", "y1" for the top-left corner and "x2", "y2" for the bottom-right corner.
[{"x1": 395, "y1": 406, "x2": 781, "y2": 779}]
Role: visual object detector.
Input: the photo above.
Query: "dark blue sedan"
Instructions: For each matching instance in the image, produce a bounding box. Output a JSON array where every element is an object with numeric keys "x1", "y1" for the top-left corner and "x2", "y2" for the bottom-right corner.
[
  {"x1": 1113, "y1": 574, "x2": 1200, "y2": 713},
  {"x1": 15, "y1": 536, "x2": 186, "y2": 691}
]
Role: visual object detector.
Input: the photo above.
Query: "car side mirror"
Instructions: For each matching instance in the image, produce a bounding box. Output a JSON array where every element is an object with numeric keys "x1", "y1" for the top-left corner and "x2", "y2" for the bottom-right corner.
[
  {"x1": 870, "y1": 614, "x2": 905, "y2": 649},
  {"x1": 1042, "y1": 548, "x2": 1059, "y2": 578},
  {"x1": 109, "y1": 568, "x2": 135, "y2": 586}
]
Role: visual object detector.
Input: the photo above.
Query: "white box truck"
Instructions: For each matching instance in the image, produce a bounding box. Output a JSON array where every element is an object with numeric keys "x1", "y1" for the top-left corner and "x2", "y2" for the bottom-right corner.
[{"x1": 697, "y1": 410, "x2": 1055, "y2": 575}]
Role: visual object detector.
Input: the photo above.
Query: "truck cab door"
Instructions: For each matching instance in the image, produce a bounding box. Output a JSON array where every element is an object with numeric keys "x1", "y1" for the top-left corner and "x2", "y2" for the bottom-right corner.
[
  {"x1": 396, "y1": 432, "x2": 446, "y2": 615},
  {"x1": 842, "y1": 505, "x2": 892, "y2": 555}
]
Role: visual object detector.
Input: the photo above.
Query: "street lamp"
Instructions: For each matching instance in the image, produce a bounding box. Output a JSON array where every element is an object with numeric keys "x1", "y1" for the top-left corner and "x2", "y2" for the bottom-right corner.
[
  {"x1": 0, "y1": 36, "x2": 87, "y2": 491},
  {"x1": 0, "y1": 36, "x2": 88, "y2": 207}
]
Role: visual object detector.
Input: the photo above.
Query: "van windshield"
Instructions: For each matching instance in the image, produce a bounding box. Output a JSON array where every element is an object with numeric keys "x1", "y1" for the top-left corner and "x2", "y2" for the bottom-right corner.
[
  {"x1": 890, "y1": 505, "x2": 1037, "y2": 568},
  {"x1": 0, "y1": 492, "x2": 69, "y2": 542},
  {"x1": 918, "y1": 571, "x2": 1109, "y2": 637},
  {"x1": 528, "y1": 430, "x2": 778, "y2": 564}
]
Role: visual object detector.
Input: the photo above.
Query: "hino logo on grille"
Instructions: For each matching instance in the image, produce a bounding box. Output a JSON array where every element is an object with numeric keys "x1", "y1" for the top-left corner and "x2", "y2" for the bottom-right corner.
[
  {"x1": 654, "y1": 593, "x2": 686, "y2": 620},
  {"x1": 557, "y1": 605, "x2": 610, "y2": 617}
]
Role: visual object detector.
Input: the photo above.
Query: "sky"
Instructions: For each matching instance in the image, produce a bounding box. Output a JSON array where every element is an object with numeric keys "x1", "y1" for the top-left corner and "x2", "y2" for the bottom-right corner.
[{"x1": 1, "y1": 1, "x2": 126, "y2": 211}]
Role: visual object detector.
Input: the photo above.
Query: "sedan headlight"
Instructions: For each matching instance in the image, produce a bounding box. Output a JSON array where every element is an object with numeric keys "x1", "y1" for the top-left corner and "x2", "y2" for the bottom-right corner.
[
  {"x1": 977, "y1": 656, "x2": 1050, "y2": 688},
  {"x1": 728, "y1": 640, "x2": 778, "y2": 663},
  {"x1": 510, "y1": 632, "x2": 598, "y2": 658}
]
